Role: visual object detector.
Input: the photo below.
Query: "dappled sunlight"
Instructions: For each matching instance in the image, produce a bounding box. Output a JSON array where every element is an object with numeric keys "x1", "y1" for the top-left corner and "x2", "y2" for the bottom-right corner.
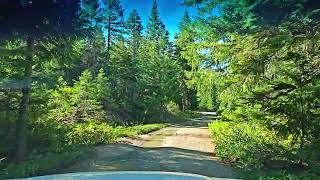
[
  {"x1": 64, "y1": 112, "x2": 234, "y2": 178},
  {"x1": 58, "y1": 112, "x2": 233, "y2": 178},
  {"x1": 66, "y1": 143, "x2": 235, "y2": 178}
]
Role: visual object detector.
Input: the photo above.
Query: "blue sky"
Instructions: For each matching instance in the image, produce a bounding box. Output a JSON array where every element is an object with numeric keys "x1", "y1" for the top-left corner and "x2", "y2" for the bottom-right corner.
[{"x1": 120, "y1": 0, "x2": 197, "y2": 41}]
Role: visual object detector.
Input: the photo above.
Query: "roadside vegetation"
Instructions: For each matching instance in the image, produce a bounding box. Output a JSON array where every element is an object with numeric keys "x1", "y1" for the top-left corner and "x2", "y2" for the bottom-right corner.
[
  {"x1": 209, "y1": 122, "x2": 320, "y2": 179},
  {"x1": 183, "y1": 0, "x2": 320, "y2": 178},
  {"x1": 0, "y1": 123, "x2": 165, "y2": 179}
]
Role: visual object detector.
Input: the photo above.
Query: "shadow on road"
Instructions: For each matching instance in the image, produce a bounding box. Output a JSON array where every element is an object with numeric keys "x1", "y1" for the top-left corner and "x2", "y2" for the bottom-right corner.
[
  {"x1": 64, "y1": 112, "x2": 237, "y2": 179},
  {"x1": 65, "y1": 143, "x2": 235, "y2": 179}
]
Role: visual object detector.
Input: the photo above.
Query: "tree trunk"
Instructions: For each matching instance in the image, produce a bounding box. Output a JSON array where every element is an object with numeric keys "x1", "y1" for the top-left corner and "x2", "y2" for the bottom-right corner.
[
  {"x1": 298, "y1": 84, "x2": 306, "y2": 165},
  {"x1": 15, "y1": 35, "x2": 34, "y2": 163},
  {"x1": 3, "y1": 91, "x2": 10, "y2": 122},
  {"x1": 298, "y1": 62, "x2": 306, "y2": 165},
  {"x1": 106, "y1": 16, "x2": 112, "y2": 75}
]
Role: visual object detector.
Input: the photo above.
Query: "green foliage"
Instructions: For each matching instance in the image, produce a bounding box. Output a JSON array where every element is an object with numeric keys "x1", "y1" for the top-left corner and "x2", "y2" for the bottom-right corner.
[
  {"x1": 66, "y1": 122, "x2": 165, "y2": 146},
  {"x1": 81, "y1": 31, "x2": 107, "y2": 76},
  {"x1": 175, "y1": 12, "x2": 198, "y2": 111},
  {"x1": 186, "y1": 1, "x2": 320, "y2": 177},
  {"x1": 126, "y1": 10, "x2": 143, "y2": 38},
  {"x1": 113, "y1": 124, "x2": 167, "y2": 138},
  {"x1": 66, "y1": 122, "x2": 116, "y2": 145},
  {"x1": 109, "y1": 40, "x2": 138, "y2": 121},
  {"x1": 79, "y1": 0, "x2": 99, "y2": 31},
  {"x1": 241, "y1": 169, "x2": 320, "y2": 180},
  {"x1": 0, "y1": 1, "x2": 195, "y2": 179},
  {"x1": 146, "y1": 0, "x2": 169, "y2": 42},
  {"x1": 0, "y1": 122, "x2": 165, "y2": 179},
  {"x1": 209, "y1": 121, "x2": 284, "y2": 169},
  {"x1": 0, "y1": 116, "x2": 15, "y2": 158},
  {"x1": 61, "y1": 122, "x2": 166, "y2": 146},
  {"x1": 48, "y1": 70, "x2": 107, "y2": 123},
  {"x1": 135, "y1": 38, "x2": 182, "y2": 121},
  {"x1": 166, "y1": 101, "x2": 181, "y2": 115},
  {"x1": 186, "y1": 70, "x2": 217, "y2": 110},
  {"x1": 0, "y1": 146, "x2": 91, "y2": 179},
  {"x1": 96, "y1": 0, "x2": 124, "y2": 42},
  {"x1": 126, "y1": 9, "x2": 143, "y2": 61}
]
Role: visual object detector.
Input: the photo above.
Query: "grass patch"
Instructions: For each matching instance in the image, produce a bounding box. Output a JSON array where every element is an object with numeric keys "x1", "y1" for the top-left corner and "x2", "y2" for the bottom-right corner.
[{"x1": 114, "y1": 123, "x2": 167, "y2": 137}]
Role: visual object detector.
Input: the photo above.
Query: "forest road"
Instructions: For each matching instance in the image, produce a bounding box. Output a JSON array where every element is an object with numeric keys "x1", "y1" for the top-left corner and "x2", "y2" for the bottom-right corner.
[{"x1": 65, "y1": 112, "x2": 237, "y2": 179}]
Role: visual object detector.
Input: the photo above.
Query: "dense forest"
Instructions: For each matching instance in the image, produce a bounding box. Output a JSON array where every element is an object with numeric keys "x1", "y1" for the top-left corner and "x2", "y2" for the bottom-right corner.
[
  {"x1": 0, "y1": 0, "x2": 320, "y2": 179},
  {"x1": 184, "y1": 0, "x2": 320, "y2": 178}
]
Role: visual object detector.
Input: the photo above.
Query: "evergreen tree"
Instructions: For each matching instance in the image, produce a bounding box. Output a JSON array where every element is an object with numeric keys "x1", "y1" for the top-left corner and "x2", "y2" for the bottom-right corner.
[
  {"x1": 126, "y1": 9, "x2": 143, "y2": 59},
  {"x1": 179, "y1": 11, "x2": 191, "y2": 30},
  {"x1": 79, "y1": 0, "x2": 99, "y2": 32},
  {"x1": 97, "y1": 0, "x2": 124, "y2": 66},
  {"x1": 175, "y1": 11, "x2": 198, "y2": 110},
  {"x1": 48, "y1": 70, "x2": 106, "y2": 124},
  {"x1": 0, "y1": 0, "x2": 81, "y2": 162},
  {"x1": 136, "y1": 38, "x2": 181, "y2": 121},
  {"x1": 95, "y1": 68, "x2": 114, "y2": 111},
  {"x1": 126, "y1": 9, "x2": 143, "y2": 39},
  {"x1": 146, "y1": 0, "x2": 169, "y2": 44},
  {"x1": 79, "y1": 1, "x2": 108, "y2": 77},
  {"x1": 186, "y1": 0, "x2": 320, "y2": 164},
  {"x1": 109, "y1": 39, "x2": 137, "y2": 121},
  {"x1": 81, "y1": 29, "x2": 107, "y2": 76}
]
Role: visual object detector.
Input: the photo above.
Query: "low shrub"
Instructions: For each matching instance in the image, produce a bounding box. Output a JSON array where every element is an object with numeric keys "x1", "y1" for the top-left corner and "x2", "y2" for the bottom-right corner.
[
  {"x1": 66, "y1": 122, "x2": 166, "y2": 145},
  {"x1": 241, "y1": 169, "x2": 320, "y2": 179},
  {"x1": 0, "y1": 146, "x2": 91, "y2": 179},
  {"x1": 0, "y1": 122, "x2": 166, "y2": 179},
  {"x1": 166, "y1": 101, "x2": 181, "y2": 115},
  {"x1": 208, "y1": 121, "x2": 284, "y2": 169},
  {"x1": 66, "y1": 122, "x2": 117, "y2": 145}
]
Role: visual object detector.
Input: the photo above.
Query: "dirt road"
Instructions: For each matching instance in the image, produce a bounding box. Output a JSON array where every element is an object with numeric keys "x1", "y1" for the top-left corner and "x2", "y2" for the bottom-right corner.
[{"x1": 65, "y1": 112, "x2": 236, "y2": 179}]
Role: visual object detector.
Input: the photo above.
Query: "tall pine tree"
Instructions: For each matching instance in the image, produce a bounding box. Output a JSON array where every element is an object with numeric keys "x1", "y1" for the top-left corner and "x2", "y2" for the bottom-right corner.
[
  {"x1": 126, "y1": 9, "x2": 143, "y2": 60},
  {"x1": 79, "y1": 0, "x2": 99, "y2": 32},
  {"x1": 0, "y1": 0, "x2": 80, "y2": 162},
  {"x1": 97, "y1": 0, "x2": 124, "y2": 68},
  {"x1": 146, "y1": 1, "x2": 169, "y2": 43},
  {"x1": 175, "y1": 11, "x2": 198, "y2": 110}
]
